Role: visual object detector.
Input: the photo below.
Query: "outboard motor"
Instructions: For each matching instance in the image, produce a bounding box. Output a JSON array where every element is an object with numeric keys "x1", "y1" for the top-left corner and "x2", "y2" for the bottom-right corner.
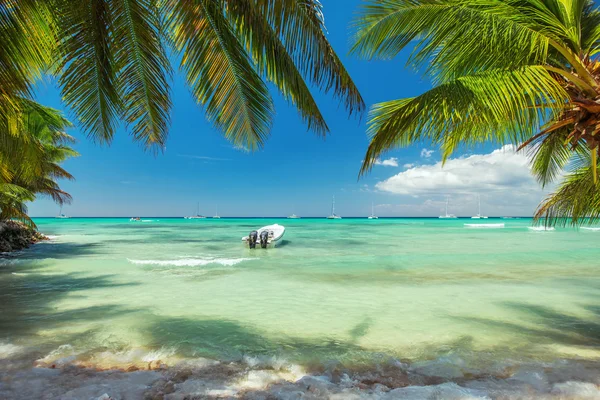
[
  {"x1": 248, "y1": 231, "x2": 258, "y2": 249},
  {"x1": 260, "y1": 230, "x2": 269, "y2": 248}
]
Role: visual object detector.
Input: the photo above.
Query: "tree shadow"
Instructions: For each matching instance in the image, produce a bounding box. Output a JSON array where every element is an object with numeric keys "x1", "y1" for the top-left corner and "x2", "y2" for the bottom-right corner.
[
  {"x1": 0, "y1": 262, "x2": 140, "y2": 347},
  {"x1": 3, "y1": 241, "x2": 104, "y2": 260},
  {"x1": 455, "y1": 301, "x2": 600, "y2": 349},
  {"x1": 143, "y1": 316, "x2": 382, "y2": 367}
]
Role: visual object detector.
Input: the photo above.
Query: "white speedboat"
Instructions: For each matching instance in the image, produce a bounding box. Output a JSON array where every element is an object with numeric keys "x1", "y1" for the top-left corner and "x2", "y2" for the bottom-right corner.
[
  {"x1": 439, "y1": 197, "x2": 457, "y2": 219},
  {"x1": 242, "y1": 224, "x2": 286, "y2": 248},
  {"x1": 368, "y1": 202, "x2": 378, "y2": 219},
  {"x1": 327, "y1": 196, "x2": 342, "y2": 219},
  {"x1": 287, "y1": 214, "x2": 301, "y2": 219},
  {"x1": 130, "y1": 217, "x2": 141, "y2": 222},
  {"x1": 471, "y1": 194, "x2": 488, "y2": 219}
]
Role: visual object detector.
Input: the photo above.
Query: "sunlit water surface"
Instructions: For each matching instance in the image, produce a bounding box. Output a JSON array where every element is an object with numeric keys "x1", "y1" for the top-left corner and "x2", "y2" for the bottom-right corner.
[{"x1": 1, "y1": 217, "x2": 600, "y2": 397}]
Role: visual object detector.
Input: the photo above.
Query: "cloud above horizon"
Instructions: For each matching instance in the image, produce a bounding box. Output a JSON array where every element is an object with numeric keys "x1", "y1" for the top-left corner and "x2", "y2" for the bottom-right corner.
[
  {"x1": 375, "y1": 145, "x2": 554, "y2": 216},
  {"x1": 374, "y1": 157, "x2": 399, "y2": 167},
  {"x1": 420, "y1": 148, "x2": 434, "y2": 158},
  {"x1": 177, "y1": 154, "x2": 231, "y2": 161}
]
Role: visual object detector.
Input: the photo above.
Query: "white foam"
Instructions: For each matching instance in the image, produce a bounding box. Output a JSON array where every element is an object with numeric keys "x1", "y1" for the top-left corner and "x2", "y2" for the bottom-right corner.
[
  {"x1": 581, "y1": 227, "x2": 600, "y2": 231},
  {"x1": 45, "y1": 235, "x2": 60, "y2": 240},
  {"x1": 464, "y1": 223, "x2": 505, "y2": 228},
  {"x1": 0, "y1": 342, "x2": 24, "y2": 359},
  {"x1": 528, "y1": 226, "x2": 556, "y2": 231},
  {"x1": 128, "y1": 257, "x2": 256, "y2": 267}
]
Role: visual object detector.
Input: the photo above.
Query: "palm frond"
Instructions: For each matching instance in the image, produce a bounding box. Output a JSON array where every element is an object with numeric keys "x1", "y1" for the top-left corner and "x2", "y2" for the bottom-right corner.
[
  {"x1": 352, "y1": 0, "x2": 555, "y2": 83},
  {"x1": 57, "y1": 0, "x2": 121, "y2": 143},
  {"x1": 360, "y1": 66, "x2": 568, "y2": 175},
  {"x1": 112, "y1": 0, "x2": 172, "y2": 148},
  {"x1": 167, "y1": 0, "x2": 274, "y2": 149},
  {"x1": 255, "y1": 0, "x2": 365, "y2": 114},
  {"x1": 535, "y1": 152, "x2": 600, "y2": 226},
  {"x1": 225, "y1": 0, "x2": 329, "y2": 136},
  {"x1": 527, "y1": 126, "x2": 573, "y2": 187}
]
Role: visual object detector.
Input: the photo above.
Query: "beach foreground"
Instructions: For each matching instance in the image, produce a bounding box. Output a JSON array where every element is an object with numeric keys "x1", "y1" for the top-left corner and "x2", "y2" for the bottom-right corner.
[{"x1": 1, "y1": 218, "x2": 600, "y2": 399}]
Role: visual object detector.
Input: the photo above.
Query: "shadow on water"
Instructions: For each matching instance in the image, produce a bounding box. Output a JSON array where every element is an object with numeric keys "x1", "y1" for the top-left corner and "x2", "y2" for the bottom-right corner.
[
  {"x1": 455, "y1": 301, "x2": 600, "y2": 349},
  {"x1": 5, "y1": 242, "x2": 103, "y2": 261},
  {"x1": 0, "y1": 260, "x2": 141, "y2": 353},
  {"x1": 144, "y1": 316, "x2": 383, "y2": 367}
]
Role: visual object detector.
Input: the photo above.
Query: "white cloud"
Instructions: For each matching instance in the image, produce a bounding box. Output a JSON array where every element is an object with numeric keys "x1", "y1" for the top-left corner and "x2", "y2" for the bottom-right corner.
[
  {"x1": 403, "y1": 163, "x2": 415, "y2": 169},
  {"x1": 177, "y1": 154, "x2": 231, "y2": 161},
  {"x1": 421, "y1": 148, "x2": 434, "y2": 158},
  {"x1": 375, "y1": 145, "x2": 554, "y2": 216},
  {"x1": 374, "y1": 157, "x2": 399, "y2": 167}
]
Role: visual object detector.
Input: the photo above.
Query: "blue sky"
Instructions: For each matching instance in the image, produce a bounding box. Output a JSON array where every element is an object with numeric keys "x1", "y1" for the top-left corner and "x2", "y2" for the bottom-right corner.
[{"x1": 29, "y1": 0, "x2": 545, "y2": 218}]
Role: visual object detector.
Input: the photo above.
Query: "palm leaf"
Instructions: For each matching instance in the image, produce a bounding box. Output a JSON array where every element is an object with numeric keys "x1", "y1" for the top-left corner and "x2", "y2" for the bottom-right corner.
[
  {"x1": 225, "y1": 0, "x2": 329, "y2": 136},
  {"x1": 112, "y1": 0, "x2": 172, "y2": 148},
  {"x1": 57, "y1": 0, "x2": 121, "y2": 143},
  {"x1": 167, "y1": 0, "x2": 274, "y2": 149},
  {"x1": 535, "y1": 152, "x2": 600, "y2": 226},
  {"x1": 360, "y1": 66, "x2": 568, "y2": 175},
  {"x1": 254, "y1": 0, "x2": 365, "y2": 114}
]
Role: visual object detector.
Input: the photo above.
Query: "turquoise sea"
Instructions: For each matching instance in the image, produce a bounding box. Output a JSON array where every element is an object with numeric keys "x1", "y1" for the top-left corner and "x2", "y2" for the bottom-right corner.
[{"x1": 2, "y1": 217, "x2": 600, "y2": 398}]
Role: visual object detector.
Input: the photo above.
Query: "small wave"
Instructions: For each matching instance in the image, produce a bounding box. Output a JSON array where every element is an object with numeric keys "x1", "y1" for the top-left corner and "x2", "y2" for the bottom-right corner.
[
  {"x1": 464, "y1": 223, "x2": 505, "y2": 228},
  {"x1": 45, "y1": 235, "x2": 60, "y2": 240},
  {"x1": 581, "y1": 227, "x2": 600, "y2": 231},
  {"x1": 128, "y1": 257, "x2": 256, "y2": 267},
  {"x1": 528, "y1": 226, "x2": 556, "y2": 231}
]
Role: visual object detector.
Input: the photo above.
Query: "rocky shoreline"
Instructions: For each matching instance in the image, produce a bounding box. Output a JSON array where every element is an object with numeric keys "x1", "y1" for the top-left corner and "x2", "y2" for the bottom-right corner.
[{"x1": 0, "y1": 221, "x2": 48, "y2": 253}]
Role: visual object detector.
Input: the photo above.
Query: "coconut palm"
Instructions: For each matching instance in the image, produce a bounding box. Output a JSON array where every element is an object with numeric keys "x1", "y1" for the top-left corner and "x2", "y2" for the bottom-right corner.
[
  {"x1": 352, "y1": 0, "x2": 600, "y2": 225},
  {"x1": 0, "y1": 100, "x2": 77, "y2": 226},
  {"x1": 1, "y1": 0, "x2": 364, "y2": 151}
]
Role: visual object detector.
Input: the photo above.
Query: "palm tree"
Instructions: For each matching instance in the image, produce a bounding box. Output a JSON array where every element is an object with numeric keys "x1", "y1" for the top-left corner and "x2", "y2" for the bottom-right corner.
[
  {"x1": 352, "y1": 0, "x2": 600, "y2": 225},
  {"x1": 0, "y1": 99, "x2": 78, "y2": 226},
  {"x1": 1, "y1": 0, "x2": 364, "y2": 151}
]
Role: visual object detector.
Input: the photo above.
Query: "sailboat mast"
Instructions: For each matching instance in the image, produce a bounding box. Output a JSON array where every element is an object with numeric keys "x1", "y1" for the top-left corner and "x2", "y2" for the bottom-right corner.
[
  {"x1": 332, "y1": 196, "x2": 335, "y2": 215},
  {"x1": 445, "y1": 197, "x2": 449, "y2": 217},
  {"x1": 478, "y1": 194, "x2": 481, "y2": 216}
]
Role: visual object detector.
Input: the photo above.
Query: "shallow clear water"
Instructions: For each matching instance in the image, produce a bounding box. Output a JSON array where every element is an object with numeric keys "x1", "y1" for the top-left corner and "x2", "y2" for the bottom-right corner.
[{"x1": 1, "y1": 217, "x2": 600, "y2": 376}]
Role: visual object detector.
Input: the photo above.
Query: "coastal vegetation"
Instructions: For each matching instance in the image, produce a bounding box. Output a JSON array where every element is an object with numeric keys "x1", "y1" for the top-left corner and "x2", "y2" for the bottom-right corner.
[
  {"x1": 0, "y1": 0, "x2": 363, "y2": 230},
  {"x1": 0, "y1": 101, "x2": 77, "y2": 226},
  {"x1": 353, "y1": 0, "x2": 600, "y2": 225},
  {"x1": 1, "y1": 0, "x2": 364, "y2": 151}
]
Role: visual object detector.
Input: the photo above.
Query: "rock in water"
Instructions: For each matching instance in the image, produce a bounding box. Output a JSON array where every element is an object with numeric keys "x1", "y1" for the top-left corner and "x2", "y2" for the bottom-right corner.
[{"x1": 0, "y1": 221, "x2": 48, "y2": 253}]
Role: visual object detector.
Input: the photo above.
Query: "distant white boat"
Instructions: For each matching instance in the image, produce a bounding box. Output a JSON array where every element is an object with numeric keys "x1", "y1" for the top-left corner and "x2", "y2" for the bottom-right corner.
[
  {"x1": 471, "y1": 195, "x2": 488, "y2": 219},
  {"x1": 287, "y1": 214, "x2": 301, "y2": 219},
  {"x1": 326, "y1": 196, "x2": 342, "y2": 219},
  {"x1": 213, "y1": 205, "x2": 221, "y2": 219},
  {"x1": 130, "y1": 217, "x2": 141, "y2": 222},
  {"x1": 439, "y1": 197, "x2": 457, "y2": 219},
  {"x1": 465, "y1": 223, "x2": 504, "y2": 228},
  {"x1": 242, "y1": 224, "x2": 285, "y2": 248},
  {"x1": 368, "y1": 202, "x2": 378, "y2": 219},
  {"x1": 185, "y1": 202, "x2": 206, "y2": 219},
  {"x1": 56, "y1": 207, "x2": 70, "y2": 219}
]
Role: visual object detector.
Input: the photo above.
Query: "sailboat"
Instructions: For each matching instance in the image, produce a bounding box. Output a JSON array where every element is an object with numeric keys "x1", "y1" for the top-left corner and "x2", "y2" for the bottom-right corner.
[
  {"x1": 185, "y1": 202, "x2": 206, "y2": 219},
  {"x1": 326, "y1": 196, "x2": 342, "y2": 219},
  {"x1": 471, "y1": 195, "x2": 488, "y2": 219},
  {"x1": 56, "y1": 206, "x2": 70, "y2": 219},
  {"x1": 439, "y1": 197, "x2": 457, "y2": 219},
  {"x1": 213, "y1": 205, "x2": 221, "y2": 219},
  {"x1": 368, "y1": 202, "x2": 378, "y2": 219}
]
